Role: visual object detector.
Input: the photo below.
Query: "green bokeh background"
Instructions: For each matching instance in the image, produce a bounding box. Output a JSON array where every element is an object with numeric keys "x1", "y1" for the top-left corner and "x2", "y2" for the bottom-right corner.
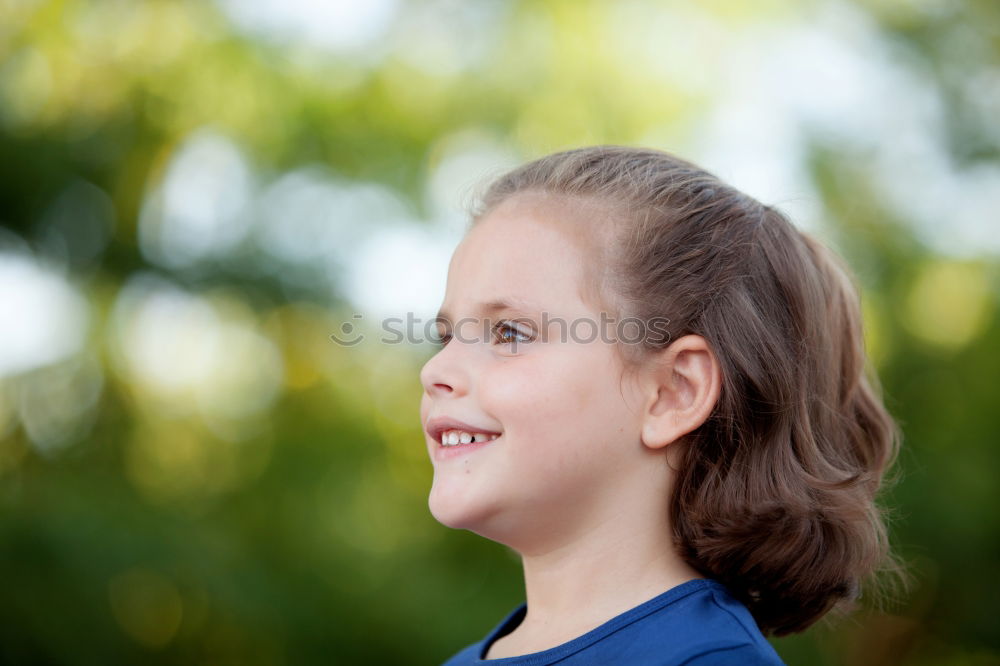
[{"x1": 1, "y1": 1, "x2": 998, "y2": 664}]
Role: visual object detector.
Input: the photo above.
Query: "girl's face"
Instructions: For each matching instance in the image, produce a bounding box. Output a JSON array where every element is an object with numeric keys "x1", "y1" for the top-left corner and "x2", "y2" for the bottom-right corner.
[{"x1": 419, "y1": 193, "x2": 649, "y2": 552}]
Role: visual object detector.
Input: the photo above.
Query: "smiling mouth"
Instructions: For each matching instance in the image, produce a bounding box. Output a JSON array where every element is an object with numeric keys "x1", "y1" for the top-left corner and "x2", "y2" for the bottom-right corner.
[{"x1": 438, "y1": 431, "x2": 501, "y2": 447}]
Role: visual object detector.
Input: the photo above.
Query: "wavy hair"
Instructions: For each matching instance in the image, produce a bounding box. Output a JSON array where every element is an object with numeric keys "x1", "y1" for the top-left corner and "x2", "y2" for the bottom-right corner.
[{"x1": 472, "y1": 145, "x2": 905, "y2": 636}]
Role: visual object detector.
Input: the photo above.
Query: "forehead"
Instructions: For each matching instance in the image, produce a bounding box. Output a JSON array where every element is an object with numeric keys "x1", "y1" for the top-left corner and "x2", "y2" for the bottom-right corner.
[{"x1": 443, "y1": 194, "x2": 604, "y2": 317}]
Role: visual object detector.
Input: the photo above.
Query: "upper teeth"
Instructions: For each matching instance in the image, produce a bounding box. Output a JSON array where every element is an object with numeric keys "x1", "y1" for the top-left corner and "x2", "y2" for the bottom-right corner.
[{"x1": 441, "y1": 430, "x2": 499, "y2": 446}]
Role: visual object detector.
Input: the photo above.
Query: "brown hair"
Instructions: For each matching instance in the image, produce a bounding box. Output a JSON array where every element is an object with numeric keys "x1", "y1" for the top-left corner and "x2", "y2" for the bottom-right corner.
[{"x1": 472, "y1": 146, "x2": 904, "y2": 636}]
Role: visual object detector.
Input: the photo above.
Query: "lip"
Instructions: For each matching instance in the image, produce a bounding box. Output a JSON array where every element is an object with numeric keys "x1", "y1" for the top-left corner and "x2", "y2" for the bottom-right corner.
[{"x1": 425, "y1": 416, "x2": 502, "y2": 462}]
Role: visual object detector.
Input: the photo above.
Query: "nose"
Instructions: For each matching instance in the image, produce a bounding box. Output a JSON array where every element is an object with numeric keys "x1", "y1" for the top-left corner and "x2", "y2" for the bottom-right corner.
[{"x1": 419, "y1": 337, "x2": 471, "y2": 398}]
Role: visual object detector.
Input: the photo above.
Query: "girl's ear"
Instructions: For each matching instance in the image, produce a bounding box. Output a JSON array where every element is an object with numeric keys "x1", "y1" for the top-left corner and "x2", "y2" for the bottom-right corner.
[{"x1": 639, "y1": 334, "x2": 722, "y2": 450}]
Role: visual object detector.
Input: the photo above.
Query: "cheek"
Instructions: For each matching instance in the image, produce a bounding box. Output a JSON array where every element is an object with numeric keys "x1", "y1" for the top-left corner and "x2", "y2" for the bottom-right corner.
[{"x1": 479, "y1": 351, "x2": 606, "y2": 438}]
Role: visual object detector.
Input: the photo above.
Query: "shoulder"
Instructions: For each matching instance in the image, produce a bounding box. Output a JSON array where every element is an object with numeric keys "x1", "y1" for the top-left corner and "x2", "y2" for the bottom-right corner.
[
  {"x1": 665, "y1": 582, "x2": 785, "y2": 665},
  {"x1": 439, "y1": 581, "x2": 786, "y2": 665},
  {"x1": 676, "y1": 642, "x2": 786, "y2": 665},
  {"x1": 616, "y1": 579, "x2": 785, "y2": 665}
]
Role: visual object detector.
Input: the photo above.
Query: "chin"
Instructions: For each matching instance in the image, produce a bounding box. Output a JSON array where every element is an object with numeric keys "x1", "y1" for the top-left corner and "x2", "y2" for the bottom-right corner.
[
  {"x1": 428, "y1": 486, "x2": 476, "y2": 530},
  {"x1": 427, "y1": 481, "x2": 498, "y2": 532}
]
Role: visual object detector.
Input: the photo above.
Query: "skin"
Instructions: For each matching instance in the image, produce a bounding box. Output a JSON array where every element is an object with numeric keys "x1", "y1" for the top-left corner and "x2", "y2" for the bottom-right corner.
[{"x1": 419, "y1": 192, "x2": 723, "y2": 659}]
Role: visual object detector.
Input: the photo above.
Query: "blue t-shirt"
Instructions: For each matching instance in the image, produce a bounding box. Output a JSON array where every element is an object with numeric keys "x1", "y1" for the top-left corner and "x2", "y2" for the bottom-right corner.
[{"x1": 442, "y1": 579, "x2": 785, "y2": 665}]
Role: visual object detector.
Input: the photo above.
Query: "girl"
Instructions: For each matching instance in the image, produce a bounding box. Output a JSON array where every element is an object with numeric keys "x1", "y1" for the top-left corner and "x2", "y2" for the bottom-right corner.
[{"x1": 419, "y1": 146, "x2": 901, "y2": 665}]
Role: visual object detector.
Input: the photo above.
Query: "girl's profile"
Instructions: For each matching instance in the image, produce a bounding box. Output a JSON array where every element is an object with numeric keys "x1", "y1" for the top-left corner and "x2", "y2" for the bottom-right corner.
[{"x1": 419, "y1": 146, "x2": 902, "y2": 665}]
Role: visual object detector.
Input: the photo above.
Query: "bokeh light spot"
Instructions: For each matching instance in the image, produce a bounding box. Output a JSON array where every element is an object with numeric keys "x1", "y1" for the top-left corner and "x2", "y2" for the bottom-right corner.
[{"x1": 903, "y1": 260, "x2": 994, "y2": 350}]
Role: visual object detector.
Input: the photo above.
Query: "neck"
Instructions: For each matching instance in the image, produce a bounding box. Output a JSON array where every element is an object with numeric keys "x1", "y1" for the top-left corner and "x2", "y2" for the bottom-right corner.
[{"x1": 507, "y1": 463, "x2": 703, "y2": 648}]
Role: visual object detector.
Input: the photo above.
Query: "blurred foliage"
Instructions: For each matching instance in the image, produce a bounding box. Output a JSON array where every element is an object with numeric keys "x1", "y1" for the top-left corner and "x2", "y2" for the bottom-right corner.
[{"x1": 1, "y1": 0, "x2": 998, "y2": 664}]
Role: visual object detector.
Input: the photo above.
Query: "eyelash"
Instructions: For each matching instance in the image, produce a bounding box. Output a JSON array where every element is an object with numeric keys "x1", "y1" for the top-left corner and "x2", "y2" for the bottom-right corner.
[{"x1": 435, "y1": 321, "x2": 533, "y2": 347}]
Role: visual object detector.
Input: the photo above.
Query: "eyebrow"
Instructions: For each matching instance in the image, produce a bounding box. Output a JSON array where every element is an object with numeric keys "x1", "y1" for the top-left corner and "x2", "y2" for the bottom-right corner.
[{"x1": 435, "y1": 297, "x2": 542, "y2": 323}]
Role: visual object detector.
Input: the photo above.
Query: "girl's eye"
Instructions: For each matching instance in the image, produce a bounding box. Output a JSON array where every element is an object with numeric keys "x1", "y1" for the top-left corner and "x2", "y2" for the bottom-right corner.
[
  {"x1": 433, "y1": 322, "x2": 532, "y2": 347},
  {"x1": 493, "y1": 321, "x2": 533, "y2": 346}
]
